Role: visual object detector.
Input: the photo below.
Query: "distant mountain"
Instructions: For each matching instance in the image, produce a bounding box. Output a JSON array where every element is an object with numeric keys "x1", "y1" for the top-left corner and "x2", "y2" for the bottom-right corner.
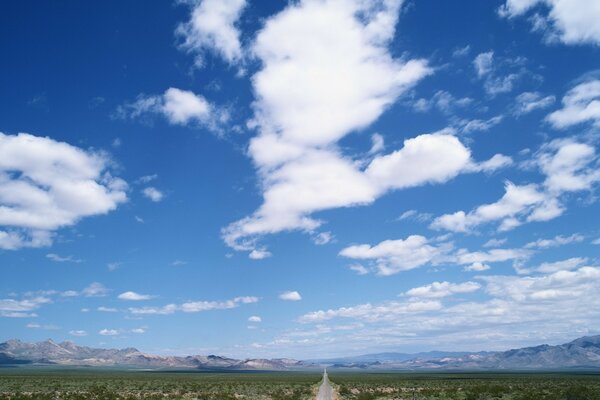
[
  {"x1": 0, "y1": 339, "x2": 308, "y2": 370},
  {"x1": 318, "y1": 335, "x2": 600, "y2": 370},
  {"x1": 310, "y1": 350, "x2": 487, "y2": 364},
  {"x1": 2, "y1": 335, "x2": 600, "y2": 370}
]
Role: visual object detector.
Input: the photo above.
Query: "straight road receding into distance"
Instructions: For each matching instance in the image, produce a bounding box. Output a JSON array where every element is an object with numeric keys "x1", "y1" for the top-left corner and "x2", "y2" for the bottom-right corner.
[{"x1": 316, "y1": 369, "x2": 334, "y2": 400}]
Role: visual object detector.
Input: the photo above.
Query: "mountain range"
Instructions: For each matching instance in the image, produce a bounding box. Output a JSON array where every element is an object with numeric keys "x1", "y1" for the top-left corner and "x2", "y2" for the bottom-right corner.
[{"x1": 2, "y1": 335, "x2": 600, "y2": 370}]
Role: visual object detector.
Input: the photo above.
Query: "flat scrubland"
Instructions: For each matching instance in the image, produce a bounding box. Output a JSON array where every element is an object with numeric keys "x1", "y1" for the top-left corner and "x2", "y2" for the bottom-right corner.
[
  {"x1": 1, "y1": 369, "x2": 600, "y2": 399},
  {"x1": 332, "y1": 372, "x2": 600, "y2": 400}
]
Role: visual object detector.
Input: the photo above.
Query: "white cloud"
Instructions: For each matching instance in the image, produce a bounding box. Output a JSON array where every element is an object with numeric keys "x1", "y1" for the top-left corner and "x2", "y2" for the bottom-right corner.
[
  {"x1": 534, "y1": 257, "x2": 588, "y2": 273},
  {"x1": 222, "y1": 0, "x2": 445, "y2": 255},
  {"x1": 46, "y1": 253, "x2": 82, "y2": 263},
  {"x1": 69, "y1": 330, "x2": 87, "y2": 337},
  {"x1": 0, "y1": 296, "x2": 50, "y2": 318},
  {"x1": 472, "y1": 51, "x2": 524, "y2": 95},
  {"x1": 474, "y1": 51, "x2": 494, "y2": 77},
  {"x1": 118, "y1": 291, "x2": 154, "y2": 301},
  {"x1": 405, "y1": 281, "x2": 481, "y2": 298},
  {"x1": 248, "y1": 315, "x2": 262, "y2": 322},
  {"x1": 432, "y1": 139, "x2": 600, "y2": 233},
  {"x1": 295, "y1": 265, "x2": 600, "y2": 352},
  {"x1": 129, "y1": 304, "x2": 177, "y2": 315},
  {"x1": 82, "y1": 282, "x2": 110, "y2": 297},
  {"x1": 99, "y1": 329, "x2": 119, "y2": 336},
  {"x1": 312, "y1": 231, "x2": 334, "y2": 245},
  {"x1": 499, "y1": 0, "x2": 600, "y2": 45},
  {"x1": 454, "y1": 247, "x2": 531, "y2": 265},
  {"x1": 299, "y1": 299, "x2": 442, "y2": 323},
  {"x1": 593, "y1": 238, "x2": 600, "y2": 245},
  {"x1": 97, "y1": 306, "x2": 118, "y2": 313},
  {"x1": 130, "y1": 328, "x2": 146, "y2": 334},
  {"x1": 116, "y1": 88, "x2": 222, "y2": 128},
  {"x1": 339, "y1": 235, "x2": 445, "y2": 276},
  {"x1": 348, "y1": 263, "x2": 370, "y2": 275},
  {"x1": 412, "y1": 90, "x2": 473, "y2": 114},
  {"x1": 369, "y1": 133, "x2": 385, "y2": 154},
  {"x1": 0, "y1": 132, "x2": 127, "y2": 250},
  {"x1": 460, "y1": 115, "x2": 504, "y2": 133},
  {"x1": 464, "y1": 262, "x2": 491, "y2": 272},
  {"x1": 142, "y1": 187, "x2": 164, "y2": 202},
  {"x1": 248, "y1": 248, "x2": 272, "y2": 260},
  {"x1": 136, "y1": 174, "x2": 158, "y2": 184},
  {"x1": 431, "y1": 182, "x2": 545, "y2": 232},
  {"x1": 128, "y1": 296, "x2": 258, "y2": 315},
  {"x1": 468, "y1": 154, "x2": 514, "y2": 173},
  {"x1": 546, "y1": 79, "x2": 600, "y2": 128},
  {"x1": 176, "y1": 0, "x2": 247, "y2": 67},
  {"x1": 514, "y1": 91, "x2": 555, "y2": 115},
  {"x1": 525, "y1": 233, "x2": 584, "y2": 248},
  {"x1": 279, "y1": 291, "x2": 302, "y2": 301},
  {"x1": 483, "y1": 238, "x2": 507, "y2": 248}
]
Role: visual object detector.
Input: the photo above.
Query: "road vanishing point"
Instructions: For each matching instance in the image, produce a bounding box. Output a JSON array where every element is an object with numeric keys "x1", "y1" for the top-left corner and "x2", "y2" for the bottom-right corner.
[{"x1": 316, "y1": 369, "x2": 334, "y2": 400}]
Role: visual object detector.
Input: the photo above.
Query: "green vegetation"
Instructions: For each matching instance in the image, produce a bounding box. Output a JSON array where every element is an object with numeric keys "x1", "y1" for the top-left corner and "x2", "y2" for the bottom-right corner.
[
  {"x1": 0, "y1": 369, "x2": 318, "y2": 400},
  {"x1": 1, "y1": 369, "x2": 600, "y2": 399},
  {"x1": 331, "y1": 372, "x2": 600, "y2": 400}
]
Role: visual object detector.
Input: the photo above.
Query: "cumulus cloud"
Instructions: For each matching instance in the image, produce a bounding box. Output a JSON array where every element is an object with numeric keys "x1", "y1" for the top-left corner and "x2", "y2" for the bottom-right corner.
[
  {"x1": 405, "y1": 281, "x2": 481, "y2": 298},
  {"x1": 248, "y1": 248, "x2": 272, "y2": 260},
  {"x1": 295, "y1": 265, "x2": 600, "y2": 351},
  {"x1": 534, "y1": 257, "x2": 588, "y2": 273},
  {"x1": 0, "y1": 296, "x2": 51, "y2": 318},
  {"x1": 118, "y1": 291, "x2": 155, "y2": 301},
  {"x1": 459, "y1": 115, "x2": 504, "y2": 133},
  {"x1": 69, "y1": 330, "x2": 88, "y2": 337},
  {"x1": 99, "y1": 329, "x2": 119, "y2": 336},
  {"x1": 248, "y1": 315, "x2": 262, "y2": 322},
  {"x1": 222, "y1": 0, "x2": 477, "y2": 255},
  {"x1": 513, "y1": 91, "x2": 555, "y2": 115},
  {"x1": 97, "y1": 306, "x2": 118, "y2": 312},
  {"x1": 279, "y1": 291, "x2": 302, "y2": 301},
  {"x1": 128, "y1": 296, "x2": 258, "y2": 315},
  {"x1": 46, "y1": 253, "x2": 83, "y2": 263},
  {"x1": 340, "y1": 235, "x2": 445, "y2": 276},
  {"x1": 412, "y1": 90, "x2": 473, "y2": 114},
  {"x1": 0, "y1": 132, "x2": 127, "y2": 250},
  {"x1": 142, "y1": 187, "x2": 164, "y2": 202},
  {"x1": 432, "y1": 139, "x2": 600, "y2": 233},
  {"x1": 546, "y1": 79, "x2": 600, "y2": 128},
  {"x1": 472, "y1": 51, "x2": 525, "y2": 95},
  {"x1": 474, "y1": 51, "x2": 494, "y2": 78},
  {"x1": 176, "y1": 0, "x2": 247, "y2": 67},
  {"x1": 464, "y1": 262, "x2": 491, "y2": 272},
  {"x1": 81, "y1": 282, "x2": 110, "y2": 297},
  {"x1": 499, "y1": 0, "x2": 600, "y2": 45},
  {"x1": 525, "y1": 233, "x2": 584, "y2": 248},
  {"x1": 339, "y1": 234, "x2": 531, "y2": 276},
  {"x1": 116, "y1": 88, "x2": 226, "y2": 130}
]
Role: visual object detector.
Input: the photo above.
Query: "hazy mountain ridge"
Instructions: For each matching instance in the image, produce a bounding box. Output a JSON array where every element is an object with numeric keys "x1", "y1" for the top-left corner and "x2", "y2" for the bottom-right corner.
[
  {"x1": 0, "y1": 339, "x2": 308, "y2": 370},
  {"x1": 2, "y1": 335, "x2": 600, "y2": 370}
]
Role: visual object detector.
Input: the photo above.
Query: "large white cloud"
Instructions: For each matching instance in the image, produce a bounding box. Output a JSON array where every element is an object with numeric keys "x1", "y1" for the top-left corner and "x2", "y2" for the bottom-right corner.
[
  {"x1": 499, "y1": 0, "x2": 600, "y2": 45},
  {"x1": 176, "y1": 0, "x2": 247, "y2": 67},
  {"x1": 0, "y1": 132, "x2": 127, "y2": 249},
  {"x1": 221, "y1": 0, "x2": 439, "y2": 255},
  {"x1": 221, "y1": 0, "x2": 512, "y2": 256}
]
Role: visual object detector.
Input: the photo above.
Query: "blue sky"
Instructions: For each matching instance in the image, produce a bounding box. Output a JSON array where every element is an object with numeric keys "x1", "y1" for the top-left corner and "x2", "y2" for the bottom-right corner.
[{"x1": 1, "y1": 0, "x2": 600, "y2": 359}]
